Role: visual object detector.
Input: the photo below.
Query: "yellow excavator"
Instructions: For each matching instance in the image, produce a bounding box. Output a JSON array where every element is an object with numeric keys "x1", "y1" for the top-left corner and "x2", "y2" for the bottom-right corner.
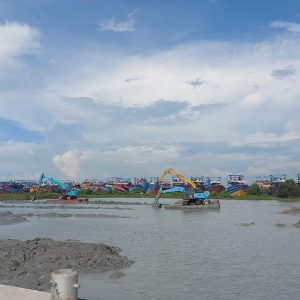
[
  {"x1": 153, "y1": 168, "x2": 208, "y2": 206},
  {"x1": 157, "y1": 168, "x2": 197, "y2": 189}
]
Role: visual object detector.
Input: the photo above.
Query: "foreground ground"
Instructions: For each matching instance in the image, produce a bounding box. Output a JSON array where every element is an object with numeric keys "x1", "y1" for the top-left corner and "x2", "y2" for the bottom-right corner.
[{"x1": 0, "y1": 238, "x2": 133, "y2": 291}]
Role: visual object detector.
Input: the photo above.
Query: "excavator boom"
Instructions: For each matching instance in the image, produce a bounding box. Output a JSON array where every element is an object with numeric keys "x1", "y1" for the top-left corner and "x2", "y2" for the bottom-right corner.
[
  {"x1": 154, "y1": 168, "x2": 198, "y2": 205},
  {"x1": 158, "y1": 168, "x2": 197, "y2": 189},
  {"x1": 32, "y1": 173, "x2": 78, "y2": 201}
]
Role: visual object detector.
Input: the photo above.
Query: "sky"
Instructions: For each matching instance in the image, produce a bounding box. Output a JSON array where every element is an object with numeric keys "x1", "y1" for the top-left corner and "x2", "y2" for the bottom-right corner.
[{"x1": 0, "y1": 0, "x2": 300, "y2": 183}]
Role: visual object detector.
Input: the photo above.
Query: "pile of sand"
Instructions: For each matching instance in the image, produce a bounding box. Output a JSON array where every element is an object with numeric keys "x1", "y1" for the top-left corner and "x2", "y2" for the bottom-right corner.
[{"x1": 0, "y1": 238, "x2": 133, "y2": 291}]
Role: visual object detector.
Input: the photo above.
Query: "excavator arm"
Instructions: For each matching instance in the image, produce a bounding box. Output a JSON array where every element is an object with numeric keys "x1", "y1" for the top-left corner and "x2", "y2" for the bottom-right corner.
[
  {"x1": 32, "y1": 173, "x2": 78, "y2": 201},
  {"x1": 154, "y1": 168, "x2": 197, "y2": 205},
  {"x1": 154, "y1": 186, "x2": 186, "y2": 205},
  {"x1": 32, "y1": 173, "x2": 44, "y2": 201},
  {"x1": 158, "y1": 168, "x2": 197, "y2": 189},
  {"x1": 42, "y1": 175, "x2": 70, "y2": 191}
]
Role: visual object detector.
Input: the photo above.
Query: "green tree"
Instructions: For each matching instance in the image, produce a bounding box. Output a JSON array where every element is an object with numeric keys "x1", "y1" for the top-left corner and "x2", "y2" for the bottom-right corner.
[
  {"x1": 217, "y1": 190, "x2": 230, "y2": 198},
  {"x1": 278, "y1": 179, "x2": 300, "y2": 198},
  {"x1": 85, "y1": 188, "x2": 93, "y2": 195},
  {"x1": 247, "y1": 183, "x2": 261, "y2": 195}
]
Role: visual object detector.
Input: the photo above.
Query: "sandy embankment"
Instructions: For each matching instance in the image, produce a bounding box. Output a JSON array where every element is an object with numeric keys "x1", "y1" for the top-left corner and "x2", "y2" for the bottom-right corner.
[{"x1": 0, "y1": 238, "x2": 133, "y2": 291}]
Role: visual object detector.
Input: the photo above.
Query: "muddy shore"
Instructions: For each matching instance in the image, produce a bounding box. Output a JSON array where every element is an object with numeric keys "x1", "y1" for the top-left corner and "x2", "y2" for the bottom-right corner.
[
  {"x1": 0, "y1": 211, "x2": 129, "y2": 225},
  {"x1": 0, "y1": 211, "x2": 28, "y2": 225},
  {"x1": 0, "y1": 238, "x2": 133, "y2": 291},
  {"x1": 280, "y1": 207, "x2": 300, "y2": 215},
  {"x1": 0, "y1": 204, "x2": 135, "y2": 210}
]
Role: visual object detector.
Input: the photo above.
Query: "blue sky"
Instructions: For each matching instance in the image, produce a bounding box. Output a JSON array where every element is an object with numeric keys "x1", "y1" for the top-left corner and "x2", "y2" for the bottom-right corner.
[
  {"x1": 0, "y1": 0, "x2": 300, "y2": 182},
  {"x1": 1, "y1": 1, "x2": 300, "y2": 50}
]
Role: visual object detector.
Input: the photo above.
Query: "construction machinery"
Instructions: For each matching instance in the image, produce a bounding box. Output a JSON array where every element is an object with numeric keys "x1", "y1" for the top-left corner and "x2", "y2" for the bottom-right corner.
[
  {"x1": 153, "y1": 168, "x2": 215, "y2": 208},
  {"x1": 32, "y1": 173, "x2": 87, "y2": 203}
]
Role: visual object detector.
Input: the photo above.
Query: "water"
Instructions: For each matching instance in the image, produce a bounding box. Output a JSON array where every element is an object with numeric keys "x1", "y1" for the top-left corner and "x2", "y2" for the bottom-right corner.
[{"x1": 0, "y1": 199, "x2": 300, "y2": 300}]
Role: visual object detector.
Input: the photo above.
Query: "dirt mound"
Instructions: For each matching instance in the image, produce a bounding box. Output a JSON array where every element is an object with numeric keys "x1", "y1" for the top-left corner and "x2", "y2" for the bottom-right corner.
[{"x1": 0, "y1": 238, "x2": 133, "y2": 291}]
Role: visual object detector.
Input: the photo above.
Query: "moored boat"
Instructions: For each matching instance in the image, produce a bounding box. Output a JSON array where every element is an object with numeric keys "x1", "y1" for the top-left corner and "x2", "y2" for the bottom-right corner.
[{"x1": 227, "y1": 174, "x2": 248, "y2": 197}]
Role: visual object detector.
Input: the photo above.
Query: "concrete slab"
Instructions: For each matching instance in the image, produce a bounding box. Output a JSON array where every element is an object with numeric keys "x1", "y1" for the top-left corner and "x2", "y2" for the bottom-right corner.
[{"x1": 0, "y1": 284, "x2": 50, "y2": 300}]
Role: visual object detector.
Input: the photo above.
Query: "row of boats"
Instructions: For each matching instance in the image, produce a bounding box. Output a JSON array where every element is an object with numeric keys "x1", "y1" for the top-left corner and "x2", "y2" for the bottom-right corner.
[{"x1": 1, "y1": 173, "x2": 299, "y2": 198}]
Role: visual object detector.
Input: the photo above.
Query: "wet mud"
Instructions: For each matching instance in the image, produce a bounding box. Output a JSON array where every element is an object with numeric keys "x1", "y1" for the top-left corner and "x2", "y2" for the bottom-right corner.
[
  {"x1": 280, "y1": 207, "x2": 300, "y2": 215},
  {"x1": 0, "y1": 204, "x2": 135, "y2": 210},
  {"x1": 0, "y1": 211, "x2": 28, "y2": 225},
  {"x1": 239, "y1": 222, "x2": 256, "y2": 227},
  {"x1": 34, "y1": 212, "x2": 130, "y2": 219},
  {"x1": 0, "y1": 238, "x2": 133, "y2": 291},
  {"x1": 110, "y1": 271, "x2": 126, "y2": 279},
  {"x1": 0, "y1": 211, "x2": 130, "y2": 224},
  {"x1": 294, "y1": 219, "x2": 300, "y2": 228}
]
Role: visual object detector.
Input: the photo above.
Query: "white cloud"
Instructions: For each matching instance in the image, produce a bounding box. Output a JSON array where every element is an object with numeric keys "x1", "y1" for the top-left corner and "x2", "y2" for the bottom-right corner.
[
  {"x1": 232, "y1": 131, "x2": 300, "y2": 146},
  {"x1": 0, "y1": 141, "x2": 42, "y2": 180},
  {"x1": 52, "y1": 36, "x2": 300, "y2": 110},
  {"x1": 1, "y1": 23, "x2": 300, "y2": 180},
  {"x1": 270, "y1": 21, "x2": 300, "y2": 33},
  {"x1": 99, "y1": 10, "x2": 137, "y2": 32},
  {"x1": 103, "y1": 145, "x2": 179, "y2": 164},
  {"x1": 0, "y1": 22, "x2": 39, "y2": 65},
  {"x1": 52, "y1": 149, "x2": 91, "y2": 178}
]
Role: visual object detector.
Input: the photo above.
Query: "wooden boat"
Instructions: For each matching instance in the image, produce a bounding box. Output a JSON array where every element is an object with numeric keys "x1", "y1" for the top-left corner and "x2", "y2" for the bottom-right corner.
[{"x1": 227, "y1": 175, "x2": 248, "y2": 197}]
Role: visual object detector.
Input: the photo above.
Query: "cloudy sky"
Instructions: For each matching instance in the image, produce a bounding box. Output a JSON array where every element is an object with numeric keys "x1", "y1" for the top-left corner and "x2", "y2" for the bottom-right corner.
[{"x1": 0, "y1": 0, "x2": 300, "y2": 183}]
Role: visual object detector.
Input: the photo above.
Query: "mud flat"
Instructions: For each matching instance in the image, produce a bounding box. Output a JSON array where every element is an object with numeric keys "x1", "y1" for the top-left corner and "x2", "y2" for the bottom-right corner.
[
  {"x1": 34, "y1": 212, "x2": 130, "y2": 219},
  {"x1": 0, "y1": 238, "x2": 133, "y2": 291},
  {"x1": 238, "y1": 222, "x2": 256, "y2": 227},
  {"x1": 276, "y1": 223, "x2": 286, "y2": 227},
  {"x1": 0, "y1": 211, "x2": 130, "y2": 223},
  {"x1": 93, "y1": 200, "x2": 144, "y2": 205},
  {"x1": 293, "y1": 217, "x2": 300, "y2": 228},
  {"x1": 0, "y1": 211, "x2": 28, "y2": 225},
  {"x1": 280, "y1": 207, "x2": 300, "y2": 215},
  {"x1": 0, "y1": 204, "x2": 135, "y2": 210}
]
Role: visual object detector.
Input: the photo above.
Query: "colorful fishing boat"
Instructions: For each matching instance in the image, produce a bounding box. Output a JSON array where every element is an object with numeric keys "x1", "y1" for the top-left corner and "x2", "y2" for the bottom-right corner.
[
  {"x1": 205, "y1": 177, "x2": 224, "y2": 193},
  {"x1": 227, "y1": 174, "x2": 248, "y2": 197},
  {"x1": 269, "y1": 174, "x2": 287, "y2": 196},
  {"x1": 254, "y1": 175, "x2": 272, "y2": 192}
]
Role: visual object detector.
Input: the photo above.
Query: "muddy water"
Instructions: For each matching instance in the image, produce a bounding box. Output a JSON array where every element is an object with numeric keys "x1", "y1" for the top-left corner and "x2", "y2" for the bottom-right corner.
[{"x1": 0, "y1": 199, "x2": 300, "y2": 300}]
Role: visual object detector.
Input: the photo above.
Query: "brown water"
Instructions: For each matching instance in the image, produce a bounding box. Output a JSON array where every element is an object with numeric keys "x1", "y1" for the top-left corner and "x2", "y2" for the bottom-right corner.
[{"x1": 0, "y1": 199, "x2": 299, "y2": 300}]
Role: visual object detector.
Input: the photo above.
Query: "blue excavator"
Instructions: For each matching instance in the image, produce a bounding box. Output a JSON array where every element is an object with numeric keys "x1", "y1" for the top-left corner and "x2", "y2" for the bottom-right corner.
[
  {"x1": 153, "y1": 168, "x2": 209, "y2": 206},
  {"x1": 32, "y1": 173, "x2": 78, "y2": 201}
]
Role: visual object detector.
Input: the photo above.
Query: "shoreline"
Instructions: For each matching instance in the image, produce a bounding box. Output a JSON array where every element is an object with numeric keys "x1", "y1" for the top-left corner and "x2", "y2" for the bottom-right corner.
[{"x1": 0, "y1": 192, "x2": 300, "y2": 202}]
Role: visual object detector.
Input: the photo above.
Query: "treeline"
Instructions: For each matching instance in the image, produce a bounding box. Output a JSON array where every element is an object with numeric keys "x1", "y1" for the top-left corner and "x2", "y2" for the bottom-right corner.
[
  {"x1": 207, "y1": 179, "x2": 300, "y2": 199},
  {"x1": 247, "y1": 179, "x2": 300, "y2": 198}
]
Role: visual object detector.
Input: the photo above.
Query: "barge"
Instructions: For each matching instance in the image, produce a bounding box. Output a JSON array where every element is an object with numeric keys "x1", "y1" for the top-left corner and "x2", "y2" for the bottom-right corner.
[
  {"x1": 164, "y1": 199, "x2": 220, "y2": 210},
  {"x1": 154, "y1": 199, "x2": 220, "y2": 210}
]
